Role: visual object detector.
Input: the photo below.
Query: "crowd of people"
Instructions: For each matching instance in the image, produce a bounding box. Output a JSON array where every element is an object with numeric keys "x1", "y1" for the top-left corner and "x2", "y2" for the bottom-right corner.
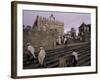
[
  {"x1": 25, "y1": 42, "x2": 78, "y2": 68},
  {"x1": 56, "y1": 36, "x2": 68, "y2": 45}
]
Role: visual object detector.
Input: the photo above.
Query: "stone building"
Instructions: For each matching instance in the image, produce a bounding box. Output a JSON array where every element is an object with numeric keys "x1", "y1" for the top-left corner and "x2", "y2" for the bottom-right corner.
[
  {"x1": 33, "y1": 14, "x2": 64, "y2": 36},
  {"x1": 23, "y1": 14, "x2": 64, "y2": 52},
  {"x1": 78, "y1": 22, "x2": 91, "y2": 42},
  {"x1": 70, "y1": 28, "x2": 76, "y2": 39}
]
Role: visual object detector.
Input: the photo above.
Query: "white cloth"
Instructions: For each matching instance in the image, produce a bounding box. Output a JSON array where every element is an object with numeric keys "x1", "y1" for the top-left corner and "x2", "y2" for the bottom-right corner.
[
  {"x1": 38, "y1": 49, "x2": 46, "y2": 65},
  {"x1": 64, "y1": 37, "x2": 67, "y2": 44},
  {"x1": 58, "y1": 37, "x2": 61, "y2": 44},
  {"x1": 28, "y1": 45, "x2": 36, "y2": 58},
  {"x1": 72, "y1": 51, "x2": 78, "y2": 60}
]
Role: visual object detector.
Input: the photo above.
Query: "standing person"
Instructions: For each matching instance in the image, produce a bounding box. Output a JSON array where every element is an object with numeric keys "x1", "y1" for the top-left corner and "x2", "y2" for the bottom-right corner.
[
  {"x1": 64, "y1": 37, "x2": 67, "y2": 44},
  {"x1": 27, "y1": 43, "x2": 36, "y2": 60},
  {"x1": 38, "y1": 47, "x2": 46, "y2": 67},
  {"x1": 64, "y1": 37, "x2": 68, "y2": 47},
  {"x1": 56, "y1": 38, "x2": 59, "y2": 45},
  {"x1": 71, "y1": 49, "x2": 78, "y2": 66},
  {"x1": 68, "y1": 49, "x2": 78, "y2": 67},
  {"x1": 58, "y1": 36, "x2": 62, "y2": 45}
]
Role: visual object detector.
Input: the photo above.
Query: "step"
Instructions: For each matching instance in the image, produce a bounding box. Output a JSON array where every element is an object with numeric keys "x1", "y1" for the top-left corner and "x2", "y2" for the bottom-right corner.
[{"x1": 23, "y1": 44, "x2": 90, "y2": 69}]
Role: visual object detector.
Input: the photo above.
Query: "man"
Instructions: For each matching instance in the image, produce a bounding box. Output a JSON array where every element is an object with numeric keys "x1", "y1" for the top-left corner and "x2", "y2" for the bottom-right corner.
[
  {"x1": 68, "y1": 49, "x2": 78, "y2": 67},
  {"x1": 64, "y1": 37, "x2": 67, "y2": 44},
  {"x1": 64, "y1": 37, "x2": 68, "y2": 48},
  {"x1": 27, "y1": 43, "x2": 36, "y2": 60},
  {"x1": 71, "y1": 49, "x2": 78, "y2": 66},
  {"x1": 38, "y1": 47, "x2": 46, "y2": 67}
]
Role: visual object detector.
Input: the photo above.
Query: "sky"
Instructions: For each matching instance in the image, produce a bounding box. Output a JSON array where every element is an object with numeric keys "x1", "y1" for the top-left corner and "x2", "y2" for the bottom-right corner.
[{"x1": 23, "y1": 10, "x2": 91, "y2": 34}]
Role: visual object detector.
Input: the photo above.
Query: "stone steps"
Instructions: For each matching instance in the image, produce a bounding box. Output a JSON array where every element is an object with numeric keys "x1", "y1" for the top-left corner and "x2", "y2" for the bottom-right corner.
[
  {"x1": 23, "y1": 43, "x2": 90, "y2": 69},
  {"x1": 46, "y1": 50, "x2": 90, "y2": 68},
  {"x1": 24, "y1": 45, "x2": 87, "y2": 66}
]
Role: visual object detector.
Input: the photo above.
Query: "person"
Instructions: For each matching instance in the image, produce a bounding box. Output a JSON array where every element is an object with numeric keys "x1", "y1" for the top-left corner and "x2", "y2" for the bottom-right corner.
[
  {"x1": 71, "y1": 49, "x2": 78, "y2": 66},
  {"x1": 58, "y1": 36, "x2": 62, "y2": 45},
  {"x1": 56, "y1": 38, "x2": 59, "y2": 45},
  {"x1": 64, "y1": 37, "x2": 67, "y2": 44},
  {"x1": 68, "y1": 49, "x2": 78, "y2": 67},
  {"x1": 64, "y1": 37, "x2": 68, "y2": 48},
  {"x1": 59, "y1": 57, "x2": 66, "y2": 67},
  {"x1": 27, "y1": 43, "x2": 36, "y2": 61},
  {"x1": 38, "y1": 47, "x2": 46, "y2": 67}
]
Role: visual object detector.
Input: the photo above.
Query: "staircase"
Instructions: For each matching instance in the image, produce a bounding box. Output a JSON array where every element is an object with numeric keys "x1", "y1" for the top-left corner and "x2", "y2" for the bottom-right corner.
[{"x1": 23, "y1": 42, "x2": 91, "y2": 69}]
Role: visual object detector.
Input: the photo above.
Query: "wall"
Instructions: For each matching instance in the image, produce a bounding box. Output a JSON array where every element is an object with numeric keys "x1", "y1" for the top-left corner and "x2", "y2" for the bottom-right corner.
[{"x1": 0, "y1": 0, "x2": 100, "y2": 80}]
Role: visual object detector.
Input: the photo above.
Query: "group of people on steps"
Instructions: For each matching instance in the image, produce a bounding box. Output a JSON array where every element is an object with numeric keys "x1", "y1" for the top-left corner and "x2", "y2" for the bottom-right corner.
[{"x1": 26, "y1": 42, "x2": 78, "y2": 67}]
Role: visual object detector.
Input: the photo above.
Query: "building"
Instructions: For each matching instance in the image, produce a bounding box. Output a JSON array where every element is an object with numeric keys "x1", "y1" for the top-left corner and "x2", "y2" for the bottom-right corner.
[
  {"x1": 70, "y1": 28, "x2": 76, "y2": 39},
  {"x1": 23, "y1": 14, "x2": 64, "y2": 52},
  {"x1": 33, "y1": 14, "x2": 64, "y2": 36},
  {"x1": 78, "y1": 22, "x2": 91, "y2": 42}
]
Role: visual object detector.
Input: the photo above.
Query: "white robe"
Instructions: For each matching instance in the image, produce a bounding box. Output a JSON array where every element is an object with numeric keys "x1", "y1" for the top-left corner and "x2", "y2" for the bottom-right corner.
[
  {"x1": 64, "y1": 37, "x2": 67, "y2": 44},
  {"x1": 38, "y1": 50, "x2": 46, "y2": 65},
  {"x1": 28, "y1": 45, "x2": 36, "y2": 58},
  {"x1": 72, "y1": 51, "x2": 78, "y2": 60},
  {"x1": 58, "y1": 37, "x2": 61, "y2": 44}
]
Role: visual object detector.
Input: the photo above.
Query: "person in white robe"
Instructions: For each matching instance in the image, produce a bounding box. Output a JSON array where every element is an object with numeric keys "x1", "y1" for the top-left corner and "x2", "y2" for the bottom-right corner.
[
  {"x1": 64, "y1": 37, "x2": 67, "y2": 44},
  {"x1": 72, "y1": 49, "x2": 78, "y2": 66},
  {"x1": 68, "y1": 49, "x2": 78, "y2": 66},
  {"x1": 27, "y1": 43, "x2": 36, "y2": 59},
  {"x1": 72, "y1": 50, "x2": 78, "y2": 61},
  {"x1": 58, "y1": 36, "x2": 61, "y2": 45},
  {"x1": 38, "y1": 47, "x2": 46, "y2": 67}
]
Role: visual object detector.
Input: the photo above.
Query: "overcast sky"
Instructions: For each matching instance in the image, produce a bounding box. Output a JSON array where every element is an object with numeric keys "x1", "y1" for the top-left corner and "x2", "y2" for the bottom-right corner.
[{"x1": 23, "y1": 10, "x2": 91, "y2": 34}]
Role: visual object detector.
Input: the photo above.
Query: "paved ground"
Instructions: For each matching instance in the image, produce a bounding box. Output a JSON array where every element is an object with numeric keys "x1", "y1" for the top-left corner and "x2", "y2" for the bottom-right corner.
[{"x1": 23, "y1": 42, "x2": 91, "y2": 69}]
